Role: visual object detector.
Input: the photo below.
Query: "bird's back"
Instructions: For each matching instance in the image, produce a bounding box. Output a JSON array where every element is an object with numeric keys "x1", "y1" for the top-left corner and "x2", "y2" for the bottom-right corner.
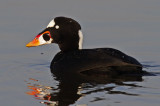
[{"x1": 50, "y1": 48, "x2": 142, "y2": 74}]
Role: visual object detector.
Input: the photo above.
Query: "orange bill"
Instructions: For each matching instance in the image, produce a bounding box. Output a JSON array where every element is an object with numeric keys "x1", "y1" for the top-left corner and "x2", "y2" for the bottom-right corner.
[
  {"x1": 26, "y1": 31, "x2": 51, "y2": 47},
  {"x1": 26, "y1": 36, "x2": 40, "y2": 47}
]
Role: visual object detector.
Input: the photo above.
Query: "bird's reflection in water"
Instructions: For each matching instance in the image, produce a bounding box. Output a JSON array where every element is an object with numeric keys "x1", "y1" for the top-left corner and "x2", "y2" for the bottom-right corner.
[{"x1": 26, "y1": 70, "x2": 143, "y2": 106}]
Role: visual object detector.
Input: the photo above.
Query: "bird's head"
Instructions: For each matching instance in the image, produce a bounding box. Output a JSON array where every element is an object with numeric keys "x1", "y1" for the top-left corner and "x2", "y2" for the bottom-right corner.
[{"x1": 26, "y1": 17, "x2": 83, "y2": 51}]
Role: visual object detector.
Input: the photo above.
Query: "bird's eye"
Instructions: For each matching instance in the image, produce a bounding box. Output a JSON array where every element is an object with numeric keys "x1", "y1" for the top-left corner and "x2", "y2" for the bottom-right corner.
[{"x1": 43, "y1": 33, "x2": 50, "y2": 41}]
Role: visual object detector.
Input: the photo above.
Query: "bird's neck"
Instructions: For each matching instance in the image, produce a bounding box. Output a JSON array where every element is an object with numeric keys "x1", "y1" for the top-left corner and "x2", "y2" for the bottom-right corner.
[
  {"x1": 57, "y1": 30, "x2": 83, "y2": 52},
  {"x1": 58, "y1": 42, "x2": 79, "y2": 52}
]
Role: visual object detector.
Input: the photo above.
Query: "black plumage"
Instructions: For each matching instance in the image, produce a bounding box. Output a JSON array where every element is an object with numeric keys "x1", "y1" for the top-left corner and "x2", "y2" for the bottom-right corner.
[
  {"x1": 51, "y1": 48, "x2": 142, "y2": 74},
  {"x1": 27, "y1": 16, "x2": 143, "y2": 75}
]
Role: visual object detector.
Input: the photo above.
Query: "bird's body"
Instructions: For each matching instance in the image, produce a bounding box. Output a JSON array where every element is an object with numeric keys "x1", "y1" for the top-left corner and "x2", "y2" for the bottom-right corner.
[
  {"x1": 26, "y1": 16, "x2": 143, "y2": 75},
  {"x1": 51, "y1": 48, "x2": 142, "y2": 74}
]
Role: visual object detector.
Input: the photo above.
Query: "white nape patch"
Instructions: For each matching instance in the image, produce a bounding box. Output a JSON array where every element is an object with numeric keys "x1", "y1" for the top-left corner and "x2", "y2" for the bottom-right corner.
[
  {"x1": 55, "y1": 25, "x2": 59, "y2": 29},
  {"x1": 39, "y1": 35, "x2": 53, "y2": 45},
  {"x1": 78, "y1": 30, "x2": 83, "y2": 49},
  {"x1": 47, "y1": 19, "x2": 55, "y2": 28}
]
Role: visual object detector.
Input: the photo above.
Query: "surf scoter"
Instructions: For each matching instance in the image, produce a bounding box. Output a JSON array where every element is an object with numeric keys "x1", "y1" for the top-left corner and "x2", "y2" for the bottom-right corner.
[{"x1": 26, "y1": 16, "x2": 143, "y2": 74}]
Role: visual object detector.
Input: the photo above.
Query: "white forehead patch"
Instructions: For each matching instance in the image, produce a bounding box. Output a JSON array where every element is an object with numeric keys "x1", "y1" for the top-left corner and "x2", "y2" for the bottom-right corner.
[
  {"x1": 55, "y1": 25, "x2": 59, "y2": 29},
  {"x1": 78, "y1": 30, "x2": 83, "y2": 49},
  {"x1": 47, "y1": 19, "x2": 55, "y2": 28}
]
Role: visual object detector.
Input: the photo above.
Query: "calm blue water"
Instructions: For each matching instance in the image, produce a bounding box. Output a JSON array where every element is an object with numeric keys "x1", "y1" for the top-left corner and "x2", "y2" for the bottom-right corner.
[{"x1": 0, "y1": 0, "x2": 160, "y2": 106}]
